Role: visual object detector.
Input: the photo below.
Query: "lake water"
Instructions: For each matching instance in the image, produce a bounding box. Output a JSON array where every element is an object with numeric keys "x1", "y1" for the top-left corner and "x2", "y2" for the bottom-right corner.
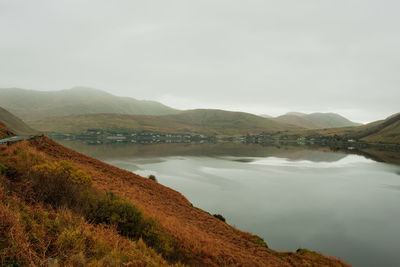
[{"x1": 58, "y1": 140, "x2": 400, "y2": 267}]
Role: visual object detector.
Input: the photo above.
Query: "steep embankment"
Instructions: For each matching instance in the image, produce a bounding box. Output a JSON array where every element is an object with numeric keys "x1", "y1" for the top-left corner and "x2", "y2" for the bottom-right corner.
[
  {"x1": 0, "y1": 122, "x2": 14, "y2": 138},
  {"x1": 28, "y1": 109, "x2": 301, "y2": 136},
  {"x1": 0, "y1": 87, "x2": 179, "y2": 120},
  {"x1": 274, "y1": 112, "x2": 361, "y2": 129},
  {"x1": 0, "y1": 107, "x2": 37, "y2": 136},
  {"x1": 0, "y1": 136, "x2": 349, "y2": 266},
  {"x1": 0, "y1": 185, "x2": 174, "y2": 266}
]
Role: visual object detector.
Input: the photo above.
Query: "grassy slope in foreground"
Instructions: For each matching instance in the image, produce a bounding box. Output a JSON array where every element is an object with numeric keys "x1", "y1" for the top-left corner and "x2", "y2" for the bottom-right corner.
[
  {"x1": 0, "y1": 87, "x2": 179, "y2": 120},
  {"x1": 0, "y1": 106, "x2": 37, "y2": 136},
  {"x1": 28, "y1": 109, "x2": 301, "y2": 136},
  {"x1": 0, "y1": 137, "x2": 349, "y2": 266},
  {"x1": 0, "y1": 187, "x2": 174, "y2": 266}
]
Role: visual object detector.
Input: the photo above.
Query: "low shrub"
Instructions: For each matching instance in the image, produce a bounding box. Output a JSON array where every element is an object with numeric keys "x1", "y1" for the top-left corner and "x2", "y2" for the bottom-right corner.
[
  {"x1": 32, "y1": 161, "x2": 92, "y2": 187},
  {"x1": 0, "y1": 163, "x2": 5, "y2": 176},
  {"x1": 86, "y1": 192, "x2": 144, "y2": 238},
  {"x1": 30, "y1": 161, "x2": 92, "y2": 208},
  {"x1": 0, "y1": 191, "x2": 172, "y2": 266},
  {"x1": 2, "y1": 153, "x2": 187, "y2": 264},
  {"x1": 213, "y1": 214, "x2": 226, "y2": 222},
  {"x1": 249, "y1": 237, "x2": 268, "y2": 248},
  {"x1": 85, "y1": 192, "x2": 185, "y2": 261},
  {"x1": 148, "y1": 174, "x2": 157, "y2": 182},
  {"x1": 296, "y1": 248, "x2": 319, "y2": 257},
  {"x1": 7, "y1": 146, "x2": 44, "y2": 179}
]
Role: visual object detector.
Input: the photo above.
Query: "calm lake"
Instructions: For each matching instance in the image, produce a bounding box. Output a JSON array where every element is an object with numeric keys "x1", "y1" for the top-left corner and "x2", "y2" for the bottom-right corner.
[{"x1": 58, "y1": 140, "x2": 400, "y2": 267}]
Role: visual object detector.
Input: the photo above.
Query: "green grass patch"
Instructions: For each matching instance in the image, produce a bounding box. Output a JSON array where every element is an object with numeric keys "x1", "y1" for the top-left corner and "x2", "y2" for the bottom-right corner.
[
  {"x1": 296, "y1": 248, "x2": 319, "y2": 257},
  {"x1": 249, "y1": 237, "x2": 268, "y2": 248}
]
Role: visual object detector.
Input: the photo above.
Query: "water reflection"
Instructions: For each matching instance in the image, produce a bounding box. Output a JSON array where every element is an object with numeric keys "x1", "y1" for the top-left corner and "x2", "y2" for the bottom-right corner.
[
  {"x1": 57, "y1": 140, "x2": 353, "y2": 161},
  {"x1": 56, "y1": 139, "x2": 400, "y2": 267}
]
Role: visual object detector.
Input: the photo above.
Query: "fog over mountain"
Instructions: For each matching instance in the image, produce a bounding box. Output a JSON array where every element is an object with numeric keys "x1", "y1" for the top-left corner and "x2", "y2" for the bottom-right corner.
[
  {"x1": 0, "y1": 87, "x2": 178, "y2": 120},
  {"x1": 1, "y1": 1, "x2": 399, "y2": 123}
]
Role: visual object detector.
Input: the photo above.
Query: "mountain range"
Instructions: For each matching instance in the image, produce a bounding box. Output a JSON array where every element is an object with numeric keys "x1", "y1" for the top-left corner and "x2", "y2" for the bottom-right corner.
[
  {"x1": 28, "y1": 109, "x2": 300, "y2": 136},
  {"x1": 0, "y1": 87, "x2": 363, "y2": 135},
  {"x1": 0, "y1": 87, "x2": 395, "y2": 266},
  {"x1": 0, "y1": 87, "x2": 178, "y2": 120}
]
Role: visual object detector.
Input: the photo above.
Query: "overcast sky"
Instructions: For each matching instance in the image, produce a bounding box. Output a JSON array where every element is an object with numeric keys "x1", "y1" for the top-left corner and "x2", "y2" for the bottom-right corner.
[{"x1": 0, "y1": 0, "x2": 399, "y2": 123}]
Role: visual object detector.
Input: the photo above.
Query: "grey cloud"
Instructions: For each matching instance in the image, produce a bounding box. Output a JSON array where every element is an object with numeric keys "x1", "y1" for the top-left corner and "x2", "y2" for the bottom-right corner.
[{"x1": 0, "y1": 0, "x2": 399, "y2": 122}]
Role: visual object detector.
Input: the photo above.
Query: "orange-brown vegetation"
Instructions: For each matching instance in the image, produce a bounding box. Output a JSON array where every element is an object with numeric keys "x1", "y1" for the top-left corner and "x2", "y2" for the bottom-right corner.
[
  {"x1": 0, "y1": 138, "x2": 350, "y2": 266},
  {"x1": 0, "y1": 122, "x2": 13, "y2": 138},
  {"x1": 0, "y1": 184, "x2": 175, "y2": 266}
]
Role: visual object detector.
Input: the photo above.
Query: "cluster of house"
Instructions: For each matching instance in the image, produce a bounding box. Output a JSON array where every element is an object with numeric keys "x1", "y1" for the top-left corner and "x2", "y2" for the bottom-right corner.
[
  {"x1": 51, "y1": 129, "x2": 362, "y2": 148},
  {"x1": 228, "y1": 132, "x2": 358, "y2": 146},
  {"x1": 52, "y1": 129, "x2": 215, "y2": 144}
]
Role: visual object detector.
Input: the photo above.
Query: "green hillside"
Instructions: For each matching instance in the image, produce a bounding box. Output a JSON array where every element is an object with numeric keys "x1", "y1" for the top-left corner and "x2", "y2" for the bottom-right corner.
[
  {"x1": 349, "y1": 113, "x2": 400, "y2": 144},
  {"x1": 28, "y1": 109, "x2": 301, "y2": 136},
  {"x1": 274, "y1": 112, "x2": 361, "y2": 129},
  {"x1": 0, "y1": 107, "x2": 38, "y2": 136},
  {"x1": 296, "y1": 113, "x2": 400, "y2": 145},
  {"x1": 0, "y1": 87, "x2": 179, "y2": 120},
  {"x1": 274, "y1": 114, "x2": 323, "y2": 129}
]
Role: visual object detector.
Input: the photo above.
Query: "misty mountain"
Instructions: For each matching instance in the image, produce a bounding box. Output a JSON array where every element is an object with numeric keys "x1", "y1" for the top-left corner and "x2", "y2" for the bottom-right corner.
[
  {"x1": 0, "y1": 107, "x2": 37, "y2": 136},
  {"x1": 274, "y1": 112, "x2": 361, "y2": 129},
  {"x1": 0, "y1": 87, "x2": 179, "y2": 120},
  {"x1": 28, "y1": 109, "x2": 301, "y2": 136}
]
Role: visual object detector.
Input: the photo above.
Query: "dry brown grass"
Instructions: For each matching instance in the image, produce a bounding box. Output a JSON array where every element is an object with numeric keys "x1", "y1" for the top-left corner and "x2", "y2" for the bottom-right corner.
[
  {"x1": 0, "y1": 177, "x2": 178, "y2": 267},
  {"x1": 1, "y1": 138, "x2": 351, "y2": 266}
]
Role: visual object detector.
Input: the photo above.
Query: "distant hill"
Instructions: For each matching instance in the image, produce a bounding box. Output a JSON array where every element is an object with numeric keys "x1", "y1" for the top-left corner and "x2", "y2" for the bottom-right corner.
[
  {"x1": 274, "y1": 114, "x2": 323, "y2": 129},
  {"x1": 0, "y1": 87, "x2": 179, "y2": 120},
  {"x1": 28, "y1": 109, "x2": 301, "y2": 136},
  {"x1": 346, "y1": 113, "x2": 400, "y2": 144},
  {"x1": 0, "y1": 107, "x2": 37, "y2": 136},
  {"x1": 299, "y1": 112, "x2": 400, "y2": 145},
  {"x1": 274, "y1": 112, "x2": 361, "y2": 129}
]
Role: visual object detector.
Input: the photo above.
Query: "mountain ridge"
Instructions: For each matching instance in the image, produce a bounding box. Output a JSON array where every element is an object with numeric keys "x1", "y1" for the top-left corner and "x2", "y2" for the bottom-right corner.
[
  {"x1": 0, "y1": 87, "x2": 179, "y2": 120},
  {"x1": 28, "y1": 109, "x2": 302, "y2": 136},
  {"x1": 0, "y1": 87, "x2": 361, "y2": 131},
  {"x1": 273, "y1": 112, "x2": 361, "y2": 129}
]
